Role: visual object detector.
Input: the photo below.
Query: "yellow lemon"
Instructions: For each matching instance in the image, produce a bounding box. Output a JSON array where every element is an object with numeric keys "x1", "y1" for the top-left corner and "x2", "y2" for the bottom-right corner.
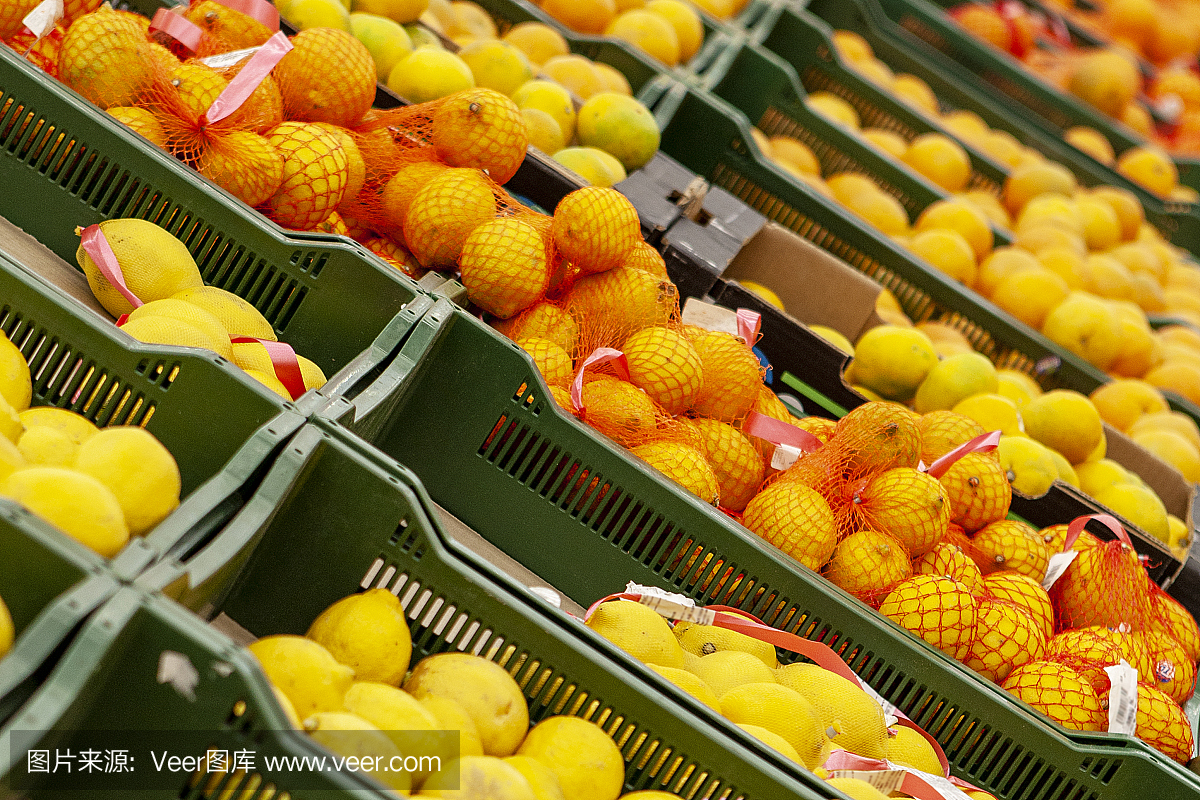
[
  {"x1": 774, "y1": 662, "x2": 889, "y2": 760},
  {"x1": 403, "y1": 653, "x2": 529, "y2": 756},
  {"x1": 952, "y1": 393, "x2": 1024, "y2": 437},
  {"x1": 388, "y1": 47, "x2": 474, "y2": 103},
  {"x1": 517, "y1": 716, "x2": 624, "y2": 800},
  {"x1": 913, "y1": 352, "x2": 999, "y2": 414},
  {"x1": 576, "y1": 92, "x2": 660, "y2": 171},
  {"x1": 997, "y1": 435, "x2": 1059, "y2": 496},
  {"x1": 503, "y1": 755, "x2": 567, "y2": 800},
  {"x1": 689, "y1": 649, "x2": 776, "y2": 698},
  {"x1": 303, "y1": 711, "x2": 411, "y2": 792},
  {"x1": 719, "y1": 683, "x2": 829, "y2": 769},
  {"x1": 1, "y1": 467, "x2": 128, "y2": 557},
  {"x1": 1020, "y1": 389, "x2": 1104, "y2": 465},
  {"x1": 0, "y1": 333, "x2": 31, "y2": 412},
  {"x1": 247, "y1": 635, "x2": 355, "y2": 717},
  {"x1": 850, "y1": 326, "x2": 938, "y2": 402},
  {"x1": 585, "y1": 599, "x2": 685, "y2": 668},
  {"x1": 72, "y1": 426, "x2": 181, "y2": 536},
  {"x1": 1093, "y1": 481, "x2": 1171, "y2": 543},
  {"x1": 306, "y1": 588, "x2": 412, "y2": 685}
]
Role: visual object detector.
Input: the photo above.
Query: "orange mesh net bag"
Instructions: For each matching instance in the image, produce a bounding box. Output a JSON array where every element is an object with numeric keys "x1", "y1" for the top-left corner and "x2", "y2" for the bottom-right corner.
[{"x1": 1048, "y1": 515, "x2": 1156, "y2": 633}]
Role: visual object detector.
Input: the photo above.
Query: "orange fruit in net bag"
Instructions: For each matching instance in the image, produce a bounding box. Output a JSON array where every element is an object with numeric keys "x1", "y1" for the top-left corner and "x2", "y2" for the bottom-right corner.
[
  {"x1": 380, "y1": 160, "x2": 449, "y2": 233},
  {"x1": 432, "y1": 88, "x2": 529, "y2": 185},
  {"x1": 184, "y1": 0, "x2": 272, "y2": 51},
  {"x1": 58, "y1": 6, "x2": 155, "y2": 109},
  {"x1": 160, "y1": 61, "x2": 226, "y2": 125},
  {"x1": 309, "y1": 210, "x2": 350, "y2": 236},
  {"x1": 913, "y1": 541, "x2": 983, "y2": 594},
  {"x1": 313, "y1": 124, "x2": 366, "y2": 204},
  {"x1": 622, "y1": 325, "x2": 703, "y2": 415},
  {"x1": 880, "y1": 574, "x2": 977, "y2": 661},
  {"x1": 107, "y1": 107, "x2": 167, "y2": 148},
  {"x1": 1039, "y1": 523, "x2": 1101, "y2": 555},
  {"x1": 632, "y1": 440, "x2": 720, "y2": 505},
  {"x1": 517, "y1": 337, "x2": 573, "y2": 390},
  {"x1": 363, "y1": 236, "x2": 423, "y2": 279},
  {"x1": 1148, "y1": 586, "x2": 1200, "y2": 664},
  {"x1": 1051, "y1": 538, "x2": 1154, "y2": 632},
  {"x1": 565, "y1": 266, "x2": 678, "y2": 349},
  {"x1": 196, "y1": 131, "x2": 284, "y2": 208},
  {"x1": 1117, "y1": 682, "x2": 1195, "y2": 763},
  {"x1": 741, "y1": 479, "x2": 837, "y2": 571},
  {"x1": 689, "y1": 418, "x2": 765, "y2": 513},
  {"x1": 963, "y1": 598, "x2": 1047, "y2": 684},
  {"x1": 459, "y1": 217, "x2": 549, "y2": 320},
  {"x1": 265, "y1": 122, "x2": 351, "y2": 230},
  {"x1": 686, "y1": 328, "x2": 762, "y2": 423},
  {"x1": 1046, "y1": 626, "x2": 1125, "y2": 695},
  {"x1": 492, "y1": 301, "x2": 579, "y2": 356},
  {"x1": 937, "y1": 451, "x2": 1011, "y2": 532},
  {"x1": 823, "y1": 528, "x2": 912, "y2": 607},
  {"x1": 403, "y1": 167, "x2": 497, "y2": 269},
  {"x1": 982, "y1": 570, "x2": 1054, "y2": 641},
  {"x1": 970, "y1": 519, "x2": 1049, "y2": 580},
  {"x1": 918, "y1": 409, "x2": 988, "y2": 466},
  {"x1": 1132, "y1": 630, "x2": 1196, "y2": 705},
  {"x1": 224, "y1": 68, "x2": 283, "y2": 135},
  {"x1": 0, "y1": 0, "x2": 44, "y2": 38},
  {"x1": 833, "y1": 402, "x2": 922, "y2": 476},
  {"x1": 849, "y1": 466, "x2": 950, "y2": 558},
  {"x1": 275, "y1": 28, "x2": 376, "y2": 128},
  {"x1": 625, "y1": 240, "x2": 669, "y2": 279},
  {"x1": 552, "y1": 187, "x2": 642, "y2": 274},
  {"x1": 1002, "y1": 661, "x2": 1106, "y2": 731},
  {"x1": 579, "y1": 375, "x2": 659, "y2": 447}
]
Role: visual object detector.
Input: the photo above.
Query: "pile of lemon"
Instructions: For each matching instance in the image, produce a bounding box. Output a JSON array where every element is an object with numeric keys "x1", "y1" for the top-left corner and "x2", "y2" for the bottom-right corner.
[
  {"x1": 77, "y1": 218, "x2": 326, "y2": 400},
  {"x1": 585, "y1": 599, "x2": 1000, "y2": 800},
  {"x1": 249, "y1": 587, "x2": 668, "y2": 800},
  {"x1": 0, "y1": 331, "x2": 181, "y2": 558}
]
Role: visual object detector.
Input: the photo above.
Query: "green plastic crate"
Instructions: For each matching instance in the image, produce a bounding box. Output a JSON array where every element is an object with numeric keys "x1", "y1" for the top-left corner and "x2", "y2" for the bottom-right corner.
[
  {"x1": 308, "y1": 295, "x2": 1200, "y2": 799},
  {"x1": 124, "y1": 419, "x2": 852, "y2": 800},
  {"x1": 0, "y1": 43, "x2": 426, "y2": 385},
  {"x1": 0, "y1": 585, "x2": 393, "y2": 798},
  {"x1": 0, "y1": 500, "x2": 119, "y2": 726},
  {"x1": 0, "y1": 242, "x2": 335, "y2": 575},
  {"x1": 750, "y1": 1, "x2": 1200, "y2": 235},
  {"x1": 690, "y1": 34, "x2": 995, "y2": 224},
  {"x1": 696, "y1": 20, "x2": 1013, "y2": 196}
]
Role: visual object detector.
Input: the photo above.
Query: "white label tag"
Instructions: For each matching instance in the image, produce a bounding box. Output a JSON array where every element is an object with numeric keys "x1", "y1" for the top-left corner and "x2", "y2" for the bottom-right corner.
[
  {"x1": 638, "y1": 595, "x2": 716, "y2": 625},
  {"x1": 1041, "y1": 549, "x2": 1079, "y2": 590},
  {"x1": 859, "y1": 682, "x2": 900, "y2": 727},
  {"x1": 771, "y1": 443, "x2": 803, "y2": 470},
  {"x1": 1105, "y1": 660, "x2": 1139, "y2": 736},
  {"x1": 893, "y1": 766, "x2": 973, "y2": 800},
  {"x1": 200, "y1": 45, "x2": 260, "y2": 69},
  {"x1": 626, "y1": 582, "x2": 696, "y2": 607},
  {"x1": 829, "y1": 770, "x2": 907, "y2": 793},
  {"x1": 22, "y1": 0, "x2": 62, "y2": 39},
  {"x1": 681, "y1": 297, "x2": 739, "y2": 336},
  {"x1": 527, "y1": 586, "x2": 561, "y2": 608}
]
